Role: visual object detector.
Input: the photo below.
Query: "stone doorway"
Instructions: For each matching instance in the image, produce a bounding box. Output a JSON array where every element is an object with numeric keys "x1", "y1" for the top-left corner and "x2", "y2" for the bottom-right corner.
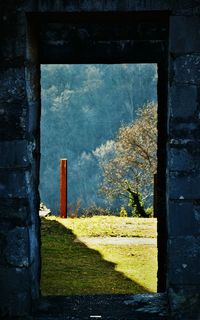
[
  {"x1": 28, "y1": 9, "x2": 168, "y2": 303},
  {"x1": 1, "y1": 3, "x2": 200, "y2": 318}
]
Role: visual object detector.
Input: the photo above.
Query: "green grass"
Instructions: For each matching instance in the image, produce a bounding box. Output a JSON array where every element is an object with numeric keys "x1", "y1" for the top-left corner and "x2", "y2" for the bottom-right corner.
[
  {"x1": 41, "y1": 217, "x2": 157, "y2": 295},
  {"x1": 84, "y1": 243, "x2": 157, "y2": 293},
  {"x1": 47, "y1": 215, "x2": 157, "y2": 238}
]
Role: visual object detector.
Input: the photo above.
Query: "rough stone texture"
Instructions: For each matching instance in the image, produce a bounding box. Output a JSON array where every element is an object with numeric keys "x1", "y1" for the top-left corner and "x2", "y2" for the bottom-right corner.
[
  {"x1": 0, "y1": 170, "x2": 28, "y2": 198},
  {"x1": 168, "y1": 201, "x2": 200, "y2": 237},
  {"x1": 168, "y1": 236, "x2": 200, "y2": 285},
  {"x1": 173, "y1": 54, "x2": 200, "y2": 85},
  {"x1": 0, "y1": 67, "x2": 27, "y2": 140},
  {"x1": 0, "y1": 67, "x2": 27, "y2": 104},
  {"x1": 168, "y1": 146, "x2": 200, "y2": 172},
  {"x1": 0, "y1": 141, "x2": 30, "y2": 168},
  {"x1": 0, "y1": 17, "x2": 26, "y2": 65},
  {"x1": 0, "y1": 102, "x2": 27, "y2": 140},
  {"x1": 5, "y1": 227, "x2": 29, "y2": 268},
  {"x1": 23, "y1": 0, "x2": 200, "y2": 15},
  {"x1": 0, "y1": 266, "x2": 31, "y2": 317},
  {"x1": 168, "y1": 12, "x2": 200, "y2": 316},
  {"x1": 39, "y1": 14, "x2": 168, "y2": 63},
  {"x1": 169, "y1": 120, "x2": 200, "y2": 140},
  {"x1": 31, "y1": 0, "x2": 173, "y2": 12},
  {"x1": 0, "y1": 0, "x2": 200, "y2": 318},
  {"x1": 169, "y1": 173, "x2": 200, "y2": 200},
  {"x1": 168, "y1": 286, "x2": 200, "y2": 319},
  {"x1": 170, "y1": 16, "x2": 200, "y2": 54},
  {"x1": 172, "y1": 2, "x2": 200, "y2": 16},
  {"x1": 169, "y1": 84, "x2": 197, "y2": 118},
  {"x1": 33, "y1": 294, "x2": 168, "y2": 320},
  {"x1": 0, "y1": 198, "x2": 29, "y2": 225}
]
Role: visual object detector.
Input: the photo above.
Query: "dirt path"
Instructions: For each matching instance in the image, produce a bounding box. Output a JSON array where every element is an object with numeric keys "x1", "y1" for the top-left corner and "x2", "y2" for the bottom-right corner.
[{"x1": 75, "y1": 237, "x2": 157, "y2": 245}]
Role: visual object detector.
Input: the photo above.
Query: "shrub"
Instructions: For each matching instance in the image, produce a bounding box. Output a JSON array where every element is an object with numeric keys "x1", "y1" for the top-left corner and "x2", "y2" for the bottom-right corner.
[
  {"x1": 145, "y1": 206, "x2": 154, "y2": 218},
  {"x1": 119, "y1": 206, "x2": 128, "y2": 217},
  {"x1": 81, "y1": 206, "x2": 114, "y2": 217}
]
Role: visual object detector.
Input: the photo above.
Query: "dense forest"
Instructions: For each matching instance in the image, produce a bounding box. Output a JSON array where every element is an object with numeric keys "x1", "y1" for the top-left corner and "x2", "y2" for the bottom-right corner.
[{"x1": 40, "y1": 64, "x2": 157, "y2": 214}]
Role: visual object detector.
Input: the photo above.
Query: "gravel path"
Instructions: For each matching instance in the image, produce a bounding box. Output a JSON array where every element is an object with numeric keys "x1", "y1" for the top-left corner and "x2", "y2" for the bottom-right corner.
[{"x1": 75, "y1": 237, "x2": 157, "y2": 245}]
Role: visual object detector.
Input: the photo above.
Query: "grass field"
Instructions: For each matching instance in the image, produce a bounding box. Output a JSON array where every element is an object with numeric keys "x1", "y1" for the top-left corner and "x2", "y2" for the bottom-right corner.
[
  {"x1": 41, "y1": 216, "x2": 157, "y2": 295},
  {"x1": 47, "y1": 215, "x2": 157, "y2": 238}
]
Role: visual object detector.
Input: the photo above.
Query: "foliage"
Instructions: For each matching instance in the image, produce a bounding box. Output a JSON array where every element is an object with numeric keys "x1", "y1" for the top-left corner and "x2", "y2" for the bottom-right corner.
[
  {"x1": 99, "y1": 102, "x2": 157, "y2": 213},
  {"x1": 145, "y1": 206, "x2": 154, "y2": 218},
  {"x1": 81, "y1": 205, "x2": 114, "y2": 217},
  {"x1": 49, "y1": 215, "x2": 157, "y2": 238},
  {"x1": 128, "y1": 189, "x2": 147, "y2": 217},
  {"x1": 41, "y1": 217, "x2": 157, "y2": 295},
  {"x1": 119, "y1": 206, "x2": 128, "y2": 217}
]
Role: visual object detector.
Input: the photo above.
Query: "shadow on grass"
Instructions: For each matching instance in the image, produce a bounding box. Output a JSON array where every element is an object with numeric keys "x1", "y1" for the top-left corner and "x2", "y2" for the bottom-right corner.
[{"x1": 41, "y1": 218, "x2": 150, "y2": 296}]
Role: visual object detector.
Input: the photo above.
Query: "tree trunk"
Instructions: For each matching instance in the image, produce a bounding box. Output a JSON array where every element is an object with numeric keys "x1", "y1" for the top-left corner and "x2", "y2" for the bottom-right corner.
[{"x1": 127, "y1": 188, "x2": 146, "y2": 217}]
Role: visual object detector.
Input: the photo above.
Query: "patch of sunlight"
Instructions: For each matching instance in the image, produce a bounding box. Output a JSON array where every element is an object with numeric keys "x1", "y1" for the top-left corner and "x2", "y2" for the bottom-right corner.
[{"x1": 47, "y1": 215, "x2": 157, "y2": 238}]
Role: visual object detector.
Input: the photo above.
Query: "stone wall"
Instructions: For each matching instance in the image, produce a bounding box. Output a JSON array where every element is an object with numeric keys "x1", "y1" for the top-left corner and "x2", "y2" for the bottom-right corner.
[
  {"x1": 0, "y1": 0, "x2": 200, "y2": 318},
  {"x1": 167, "y1": 15, "x2": 200, "y2": 318}
]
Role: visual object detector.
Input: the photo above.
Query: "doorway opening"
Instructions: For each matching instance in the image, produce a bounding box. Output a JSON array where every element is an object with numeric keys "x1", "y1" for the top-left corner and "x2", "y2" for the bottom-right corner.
[{"x1": 39, "y1": 63, "x2": 159, "y2": 296}]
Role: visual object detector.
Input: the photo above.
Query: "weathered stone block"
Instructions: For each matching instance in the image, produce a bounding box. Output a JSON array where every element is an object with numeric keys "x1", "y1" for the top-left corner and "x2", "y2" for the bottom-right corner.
[
  {"x1": 168, "y1": 236, "x2": 200, "y2": 285},
  {"x1": 0, "y1": 12, "x2": 26, "y2": 62},
  {"x1": 0, "y1": 67, "x2": 26, "y2": 101},
  {"x1": 168, "y1": 285, "x2": 200, "y2": 319},
  {"x1": 0, "y1": 67, "x2": 27, "y2": 140},
  {"x1": 0, "y1": 170, "x2": 28, "y2": 198},
  {"x1": 0, "y1": 33, "x2": 26, "y2": 65},
  {"x1": 168, "y1": 119, "x2": 200, "y2": 140},
  {"x1": 5, "y1": 227, "x2": 29, "y2": 267},
  {"x1": 169, "y1": 84, "x2": 197, "y2": 118},
  {"x1": 0, "y1": 105, "x2": 27, "y2": 140},
  {"x1": 168, "y1": 173, "x2": 200, "y2": 200},
  {"x1": 173, "y1": 54, "x2": 200, "y2": 84},
  {"x1": 0, "y1": 140, "x2": 29, "y2": 168},
  {"x1": 0, "y1": 198, "x2": 29, "y2": 225},
  {"x1": 168, "y1": 147, "x2": 200, "y2": 172},
  {"x1": 168, "y1": 201, "x2": 200, "y2": 236},
  {"x1": 172, "y1": 1, "x2": 200, "y2": 15},
  {"x1": 170, "y1": 16, "x2": 200, "y2": 54},
  {"x1": 36, "y1": 0, "x2": 172, "y2": 12},
  {"x1": 0, "y1": 266, "x2": 31, "y2": 317}
]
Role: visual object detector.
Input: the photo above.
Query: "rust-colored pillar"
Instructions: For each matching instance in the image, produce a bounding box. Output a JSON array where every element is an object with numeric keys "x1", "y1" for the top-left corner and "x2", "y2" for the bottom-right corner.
[{"x1": 60, "y1": 159, "x2": 67, "y2": 218}]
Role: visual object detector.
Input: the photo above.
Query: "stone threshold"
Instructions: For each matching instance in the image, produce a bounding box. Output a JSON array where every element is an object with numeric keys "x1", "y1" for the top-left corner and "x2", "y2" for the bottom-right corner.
[{"x1": 32, "y1": 293, "x2": 169, "y2": 320}]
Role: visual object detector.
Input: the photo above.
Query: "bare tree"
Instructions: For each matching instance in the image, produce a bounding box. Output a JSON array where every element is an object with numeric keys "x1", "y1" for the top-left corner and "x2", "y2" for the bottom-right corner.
[{"x1": 99, "y1": 102, "x2": 157, "y2": 215}]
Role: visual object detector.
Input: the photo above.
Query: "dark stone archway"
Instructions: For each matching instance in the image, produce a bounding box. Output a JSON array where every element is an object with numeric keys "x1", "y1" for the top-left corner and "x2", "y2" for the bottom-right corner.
[{"x1": 0, "y1": 1, "x2": 200, "y2": 318}]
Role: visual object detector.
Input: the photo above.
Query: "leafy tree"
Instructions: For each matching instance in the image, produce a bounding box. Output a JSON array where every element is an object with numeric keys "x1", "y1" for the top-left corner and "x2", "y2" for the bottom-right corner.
[{"x1": 99, "y1": 102, "x2": 157, "y2": 216}]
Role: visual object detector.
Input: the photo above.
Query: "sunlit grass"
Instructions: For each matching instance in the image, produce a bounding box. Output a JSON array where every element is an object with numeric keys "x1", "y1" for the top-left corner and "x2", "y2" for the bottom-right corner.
[
  {"x1": 87, "y1": 243, "x2": 157, "y2": 293},
  {"x1": 41, "y1": 217, "x2": 157, "y2": 295},
  {"x1": 47, "y1": 215, "x2": 157, "y2": 238}
]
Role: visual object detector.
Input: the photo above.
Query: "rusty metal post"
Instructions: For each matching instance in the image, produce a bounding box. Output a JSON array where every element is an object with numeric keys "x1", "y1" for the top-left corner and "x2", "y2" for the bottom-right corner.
[
  {"x1": 60, "y1": 159, "x2": 67, "y2": 218},
  {"x1": 153, "y1": 173, "x2": 157, "y2": 218}
]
